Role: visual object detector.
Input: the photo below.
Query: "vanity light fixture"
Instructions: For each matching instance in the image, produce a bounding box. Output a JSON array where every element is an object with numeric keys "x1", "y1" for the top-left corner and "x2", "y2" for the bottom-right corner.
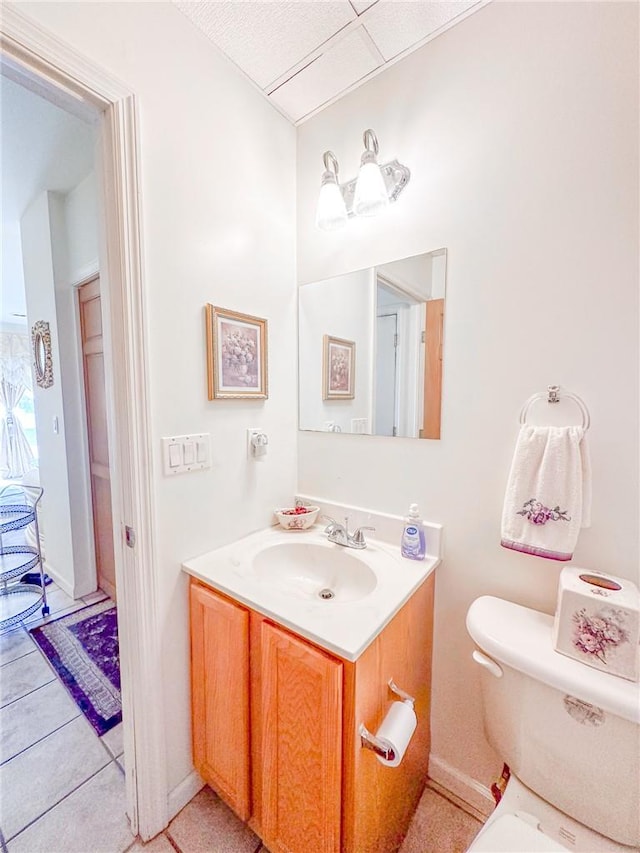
[
  {"x1": 315, "y1": 150, "x2": 348, "y2": 232},
  {"x1": 316, "y1": 129, "x2": 410, "y2": 231}
]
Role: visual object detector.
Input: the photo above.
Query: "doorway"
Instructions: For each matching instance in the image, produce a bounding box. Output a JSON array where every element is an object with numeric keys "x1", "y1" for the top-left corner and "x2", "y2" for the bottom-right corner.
[
  {"x1": 1, "y1": 5, "x2": 166, "y2": 840},
  {"x1": 78, "y1": 277, "x2": 116, "y2": 601}
]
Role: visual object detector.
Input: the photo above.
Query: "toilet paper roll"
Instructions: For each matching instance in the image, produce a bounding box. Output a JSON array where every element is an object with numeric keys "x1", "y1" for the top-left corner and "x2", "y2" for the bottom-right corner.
[{"x1": 375, "y1": 701, "x2": 417, "y2": 767}]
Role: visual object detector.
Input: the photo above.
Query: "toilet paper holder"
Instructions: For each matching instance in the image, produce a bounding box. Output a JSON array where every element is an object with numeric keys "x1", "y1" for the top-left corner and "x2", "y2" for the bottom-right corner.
[{"x1": 359, "y1": 679, "x2": 415, "y2": 760}]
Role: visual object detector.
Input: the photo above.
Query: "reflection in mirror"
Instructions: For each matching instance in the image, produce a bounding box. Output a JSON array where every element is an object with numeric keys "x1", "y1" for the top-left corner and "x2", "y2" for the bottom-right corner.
[{"x1": 299, "y1": 249, "x2": 446, "y2": 439}]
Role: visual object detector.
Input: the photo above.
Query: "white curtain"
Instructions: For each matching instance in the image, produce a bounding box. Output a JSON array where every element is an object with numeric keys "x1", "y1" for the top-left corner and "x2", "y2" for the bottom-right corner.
[{"x1": 0, "y1": 333, "x2": 36, "y2": 479}]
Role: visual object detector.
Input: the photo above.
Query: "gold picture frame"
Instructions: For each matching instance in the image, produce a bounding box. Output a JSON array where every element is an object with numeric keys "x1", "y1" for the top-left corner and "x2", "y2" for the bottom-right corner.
[
  {"x1": 206, "y1": 305, "x2": 268, "y2": 400},
  {"x1": 323, "y1": 335, "x2": 355, "y2": 400}
]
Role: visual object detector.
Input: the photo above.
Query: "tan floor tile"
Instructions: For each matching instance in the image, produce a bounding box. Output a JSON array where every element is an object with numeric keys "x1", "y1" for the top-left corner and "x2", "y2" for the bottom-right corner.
[
  {"x1": 0, "y1": 716, "x2": 110, "y2": 840},
  {"x1": 8, "y1": 762, "x2": 134, "y2": 853},
  {"x1": 0, "y1": 679, "x2": 79, "y2": 763},
  {"x1": 0, "y1": 649, "x2": 54, "y2": 707},
  {"x1": 126, "y1": 832, "x2": 176, "y2": 853},
  {"x1": 168, "y1": 786, "x2": 260, "y2": 853},
  {"x1": 101, "y1": 720, "x2": 124, "y2": 759},
  {"x1": 400, "y1": 788, "x2": 482, "y2": 853},
  {"x1": 0, "y1": 627, "x2": 34, "y2": 666}
]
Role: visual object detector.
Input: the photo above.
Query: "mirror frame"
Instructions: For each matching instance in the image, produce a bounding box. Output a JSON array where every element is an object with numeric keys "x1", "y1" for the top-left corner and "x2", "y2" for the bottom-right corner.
[{"x1": 31, "y1": 320, "x2": 54, "y2": 389}]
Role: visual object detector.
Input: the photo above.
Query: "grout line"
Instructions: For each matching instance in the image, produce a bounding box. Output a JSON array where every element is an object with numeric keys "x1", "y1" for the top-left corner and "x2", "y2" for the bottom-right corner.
[
  {"x1": 0, "y1": 645, "x2": 39, "y2": 667},
  {"x1": 0, "y1": 673, "x2": 56, "y2": 710},
  {"x1": 165, "y1": 829, "x2": 184, "y2": 853},
  {"x1": 5, "y1": 757, "x2": 116, "y2": 843},
  {"x1": 0, "y1": 707, "x2": 81, "y2": 766},
  {"x1": 0, "y1": 646, "x2": 37, "y2": 668}
]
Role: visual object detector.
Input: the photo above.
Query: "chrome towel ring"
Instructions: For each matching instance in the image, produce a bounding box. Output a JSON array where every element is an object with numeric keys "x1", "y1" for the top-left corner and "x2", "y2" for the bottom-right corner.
[{"x1": 519, "y1": 385, "x2": 590, "y2": 431}]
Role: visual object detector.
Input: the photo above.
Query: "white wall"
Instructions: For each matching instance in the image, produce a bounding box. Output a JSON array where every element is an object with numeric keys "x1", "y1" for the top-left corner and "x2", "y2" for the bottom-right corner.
[
  {"x1": 17, "y1": 0, "x2": 298, "y2": 805},
  {"x1": 299, "y1": 269, "x2": 375, "y2": 433},
  {"x1": 21, "y1": 192, "x2": 76, "y2": 589},
  {"x1": 50, "y1": 189, "x2": 97, "y2": 599},
  {"x1": 297, "y1": 1, "x2": 639, "y2": 803},
  {"x1": 1, "y1": 221, "x2": 27, "y2": 325},
  {"x1": 20, "y1": 188, "x2": 96, "y2": 598},
  {"x1": 64, "y1": 171, "x2": 99, "y2": 282}
]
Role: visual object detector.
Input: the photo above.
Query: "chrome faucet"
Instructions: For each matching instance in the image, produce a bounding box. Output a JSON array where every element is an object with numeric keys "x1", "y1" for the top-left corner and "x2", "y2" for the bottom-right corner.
[{"x1": 323, "y1": 516, "x2": 375, "y2": 550}]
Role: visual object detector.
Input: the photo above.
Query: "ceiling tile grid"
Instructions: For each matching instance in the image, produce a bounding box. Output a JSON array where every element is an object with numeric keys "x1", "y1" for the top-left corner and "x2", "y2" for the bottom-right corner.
[
  {"x1": 270, "y1": 27, "x2": 382, "y2": 123},
  {"x1": 173, "y1": 0, "x2": 487, "y2": 123},
  {"x1": 174, "y1": 0, "x2": 356, "y2": 89},
  {"x1": 362, "y1": 0, "x2": 480, "y2": 61}
]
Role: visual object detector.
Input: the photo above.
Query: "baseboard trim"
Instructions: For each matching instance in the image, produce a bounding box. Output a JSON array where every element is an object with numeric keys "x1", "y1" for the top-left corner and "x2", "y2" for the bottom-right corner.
[
  {"x1": 167, "y1": 769, "x2": 205, "y2": 823},
  {"x1": 43, "y1": 562, "x2": 75, "y2": 599},
  {"x1": 428, "y1": 755, "x2": 494, "y2": 820}
]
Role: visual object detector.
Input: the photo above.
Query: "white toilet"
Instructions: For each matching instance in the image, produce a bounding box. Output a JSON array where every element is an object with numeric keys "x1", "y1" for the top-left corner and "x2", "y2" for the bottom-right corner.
[{"x1": 465, "y1": 595, "x2": 640, "y2": 852}]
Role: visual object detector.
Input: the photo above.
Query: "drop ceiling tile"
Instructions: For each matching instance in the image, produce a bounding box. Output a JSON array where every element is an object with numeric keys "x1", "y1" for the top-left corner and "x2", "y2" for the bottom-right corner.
[
  {"x1": 174, "y1": 1, "x2": 357, "y2": 90},
  {"x1": 363, "y1": 0, "x2": 480, "y2": 61},
  {"x1": 269, "y1": 27, "x2": 382, "y2": 123}
]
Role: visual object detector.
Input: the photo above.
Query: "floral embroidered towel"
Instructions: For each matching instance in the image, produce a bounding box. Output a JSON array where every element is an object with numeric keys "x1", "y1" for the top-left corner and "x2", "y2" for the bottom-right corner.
[{"x1": 501, "y1": 425, "x2": 591, "y2": 561}]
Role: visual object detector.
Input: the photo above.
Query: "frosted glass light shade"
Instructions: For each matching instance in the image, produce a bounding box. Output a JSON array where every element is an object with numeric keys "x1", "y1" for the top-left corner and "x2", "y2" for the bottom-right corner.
[
  {"x1": 316, "y1": 174, "x2": 348, "y2": 231},
  {"x1": 353, "y1": 160, "x2": 389, "y2": 218}
]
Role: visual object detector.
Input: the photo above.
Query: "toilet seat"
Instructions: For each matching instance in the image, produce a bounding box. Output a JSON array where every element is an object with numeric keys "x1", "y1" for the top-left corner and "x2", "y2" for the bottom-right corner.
[{"x1": 468, "y1": 814, "x2": 569, "y2": 852}]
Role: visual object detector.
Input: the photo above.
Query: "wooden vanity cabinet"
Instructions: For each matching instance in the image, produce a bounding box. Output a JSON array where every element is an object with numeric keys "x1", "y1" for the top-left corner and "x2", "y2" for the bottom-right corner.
[
  {"x1": 190, "y1": 582, "x2": 251, "y2": 820},
  {"x1": 190, "y1": 573, "x2": 434, "y2": 853}
]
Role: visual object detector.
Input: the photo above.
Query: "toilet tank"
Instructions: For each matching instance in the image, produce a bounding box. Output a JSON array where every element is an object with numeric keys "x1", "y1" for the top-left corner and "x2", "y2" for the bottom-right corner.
[{"x1": 467, "y1": 596, "x2": 640, "y2": 849}]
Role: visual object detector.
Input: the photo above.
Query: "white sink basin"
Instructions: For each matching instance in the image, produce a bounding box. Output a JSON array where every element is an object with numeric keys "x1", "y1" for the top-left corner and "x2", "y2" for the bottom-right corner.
[
  {"x1": 252, "y1": 541, "x2": 377, "y2": 602},
  {"x1": 182, "y1": 524, "x2": 440, "y2": 661}
]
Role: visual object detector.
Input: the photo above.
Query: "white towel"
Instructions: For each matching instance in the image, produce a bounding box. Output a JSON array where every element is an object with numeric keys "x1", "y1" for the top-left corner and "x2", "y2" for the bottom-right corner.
[{"x1": 501, "y1": 425, "x2": 591, "y2": 561}]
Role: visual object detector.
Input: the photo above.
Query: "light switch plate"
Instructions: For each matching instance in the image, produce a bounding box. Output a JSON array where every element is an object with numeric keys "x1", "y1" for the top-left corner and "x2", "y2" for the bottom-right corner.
[{"x1": 162, "y1": 434, "x2": 210, "y2": 475}]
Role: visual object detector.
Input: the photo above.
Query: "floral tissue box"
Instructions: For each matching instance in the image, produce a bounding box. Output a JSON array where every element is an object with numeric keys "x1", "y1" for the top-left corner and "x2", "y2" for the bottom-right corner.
[{"x1": 553, "y1": 566, "x2": 639, "y2": 682}]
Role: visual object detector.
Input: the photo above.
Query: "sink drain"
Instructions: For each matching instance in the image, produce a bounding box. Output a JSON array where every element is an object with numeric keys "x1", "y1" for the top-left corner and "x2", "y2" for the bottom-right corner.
[{"x1": 318, "y1": 588, "x2": 335, "y2": 600}]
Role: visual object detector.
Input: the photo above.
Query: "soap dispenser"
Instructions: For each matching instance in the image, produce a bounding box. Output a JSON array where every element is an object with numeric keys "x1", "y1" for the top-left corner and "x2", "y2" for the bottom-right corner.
[{"x1": 401, "y1": 504, "x2": 426, "y2": 560}]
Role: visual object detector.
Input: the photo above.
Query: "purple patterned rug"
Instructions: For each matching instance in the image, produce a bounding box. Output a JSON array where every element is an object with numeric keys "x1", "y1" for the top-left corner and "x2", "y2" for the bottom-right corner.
[{"x1": 30, "y1": 600, "x2": 121, "y2": 736}]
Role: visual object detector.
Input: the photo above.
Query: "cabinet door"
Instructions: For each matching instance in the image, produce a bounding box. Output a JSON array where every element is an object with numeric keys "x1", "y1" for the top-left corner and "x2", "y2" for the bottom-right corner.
[
  {"x1": 260, "y1": 622, "x2": 343, "y2": 853},
  {"x1": 190, "y1": 582, "x2": 250, "y2": 820}
]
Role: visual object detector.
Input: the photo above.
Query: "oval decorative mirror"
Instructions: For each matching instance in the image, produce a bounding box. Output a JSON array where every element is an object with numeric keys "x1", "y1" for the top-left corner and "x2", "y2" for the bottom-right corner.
[{"x1": 31, "y1": 320, "x2": 54, "y2": 389}]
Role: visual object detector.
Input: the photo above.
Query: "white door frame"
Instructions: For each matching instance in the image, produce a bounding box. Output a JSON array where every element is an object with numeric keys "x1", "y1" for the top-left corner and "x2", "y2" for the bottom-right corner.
[{"x1": 1, "y1": 6, "x2": 167, "y2": 840}]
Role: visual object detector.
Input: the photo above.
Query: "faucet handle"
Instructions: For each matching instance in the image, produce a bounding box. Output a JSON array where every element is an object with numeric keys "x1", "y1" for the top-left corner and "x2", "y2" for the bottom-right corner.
[
  {"x1": 352, "y1": 525, "x2": 375, "y2": 546},
  {"x1": 322, "y1": 516, "x2": 340, "y2": 533}
]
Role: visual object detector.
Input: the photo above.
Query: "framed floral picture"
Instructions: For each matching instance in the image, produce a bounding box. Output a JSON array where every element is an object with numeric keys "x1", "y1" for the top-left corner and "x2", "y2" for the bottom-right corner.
[
  {"x1": 206, "y1": 305, "x2": 268, "y2": 399},
  {"x1": 323, "y1": 335, "x2": 355, "y2": 400}
]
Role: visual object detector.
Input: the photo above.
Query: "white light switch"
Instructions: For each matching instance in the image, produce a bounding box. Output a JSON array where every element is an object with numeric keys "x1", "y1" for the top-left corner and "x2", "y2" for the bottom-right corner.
[
  {"x1": 162, "y1": 434, "x2": 210, "y2": 475},
  {"x1": 168, "y1": 443, "x2": 182, "y2": 467}
]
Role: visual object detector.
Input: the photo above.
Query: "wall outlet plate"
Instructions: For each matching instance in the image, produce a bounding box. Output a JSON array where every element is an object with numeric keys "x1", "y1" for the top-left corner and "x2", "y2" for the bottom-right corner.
[{"x1": 247, "y1": 428, "x2": 267, "y2": 460}]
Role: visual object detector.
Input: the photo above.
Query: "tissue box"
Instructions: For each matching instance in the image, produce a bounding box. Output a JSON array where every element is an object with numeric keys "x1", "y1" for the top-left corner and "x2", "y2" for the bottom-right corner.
[{"x1": 553, "y1": 567, "x2": 639, "y2": 682}]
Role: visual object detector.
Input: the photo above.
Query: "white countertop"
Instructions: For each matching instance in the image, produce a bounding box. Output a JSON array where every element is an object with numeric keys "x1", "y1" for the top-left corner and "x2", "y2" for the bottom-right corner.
[{"x1": 182, "y1": 524, "x2": 439, "y2": 661}]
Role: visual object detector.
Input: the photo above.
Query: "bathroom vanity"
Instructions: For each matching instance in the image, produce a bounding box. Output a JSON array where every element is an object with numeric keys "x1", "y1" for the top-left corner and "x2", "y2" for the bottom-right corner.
[{"x1": 184, "y1": 523, "x2": 439, "y2": 853}]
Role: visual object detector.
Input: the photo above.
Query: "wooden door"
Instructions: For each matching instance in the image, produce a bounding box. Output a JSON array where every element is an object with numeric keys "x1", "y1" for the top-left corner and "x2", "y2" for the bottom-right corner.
[
  {"x1": 79, "y1": 278, "x2": 116, "y2": 599},
  {"x1": 190, "y1": 582, "x2": 251, "y2": 820},
  {"x1": 421, "y1": 298, "x2": 444, "y2": 440},
  {"x1": 260, "y1": 622, "x2": 342, "y2": 853}
]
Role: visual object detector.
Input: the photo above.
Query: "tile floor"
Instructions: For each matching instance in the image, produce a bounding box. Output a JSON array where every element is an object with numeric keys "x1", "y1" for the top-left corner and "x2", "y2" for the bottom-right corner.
[
  {"x1": 134, "y1": 781, "x2": 482, "y2": 853},
  {"x1": 0, "y1": 581, "x2": 131, "y2": 853},
  {"x1": 1, "y1": 581, "x2": 484, "y2": 853}
]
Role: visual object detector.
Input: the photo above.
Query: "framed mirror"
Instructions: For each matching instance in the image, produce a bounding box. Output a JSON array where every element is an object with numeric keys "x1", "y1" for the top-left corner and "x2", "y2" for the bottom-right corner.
[
  {"x1": 31, "y1": 320, "x2": 54, "y2": 389},
  {"x1": 299, "y1": 249, "x2": 446, "y2": 439}
]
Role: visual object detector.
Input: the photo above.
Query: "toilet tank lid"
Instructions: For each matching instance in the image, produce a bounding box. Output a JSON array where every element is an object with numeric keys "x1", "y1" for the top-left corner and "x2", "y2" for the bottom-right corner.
[{"x1": 466, "y1": 596, "x2": 639, "y2": 724}]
